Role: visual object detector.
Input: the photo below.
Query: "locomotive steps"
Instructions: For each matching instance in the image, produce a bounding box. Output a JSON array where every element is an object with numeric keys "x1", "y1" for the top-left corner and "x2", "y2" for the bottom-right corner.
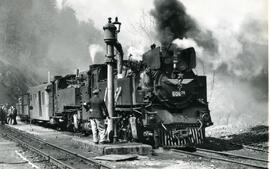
[{"x1": 7, "y1": 122, "x2": 152, "y2": 156}]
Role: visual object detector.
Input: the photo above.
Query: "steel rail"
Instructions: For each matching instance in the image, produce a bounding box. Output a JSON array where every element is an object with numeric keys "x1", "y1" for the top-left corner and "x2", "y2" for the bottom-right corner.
[
  {"x1": 197, "y1": 148, "x2": 268, "y2": 163},
  {"x1": 230, "y1": 142, "x2": 269, "y2": 153},
  {"x1": 2, "y1": 125, "x2": 111, "y2": 169},
  {"x1": 171, "y1": 149, "x2": 268, "y2": 169},
  {"x1": 1, "y1": 130, "x2": 76, "y2": 169},
  {"x1": 8, "y1": 127, "x2": 110, "y2": 169}
]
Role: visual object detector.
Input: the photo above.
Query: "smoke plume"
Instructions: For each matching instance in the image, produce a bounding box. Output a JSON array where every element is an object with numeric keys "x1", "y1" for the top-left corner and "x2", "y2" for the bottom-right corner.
[
  {"x1": 150, "y1": 0, "x2": 217, "y2": 54},
  {"x1": 0, "y1": 0, "x2": 102, "y2": 78}
]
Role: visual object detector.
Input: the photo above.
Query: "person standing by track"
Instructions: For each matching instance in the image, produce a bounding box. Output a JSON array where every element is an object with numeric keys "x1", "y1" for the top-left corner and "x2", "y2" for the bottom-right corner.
[
  {"x1": 83, "y1": 89, "x2": 109, "y2": 144},
  {"x1": 7, "y1": 106, "x2": 13, "y2": 124},
  {"x1": 2, "y1": 104, "x2": 8, "y2": 124}
]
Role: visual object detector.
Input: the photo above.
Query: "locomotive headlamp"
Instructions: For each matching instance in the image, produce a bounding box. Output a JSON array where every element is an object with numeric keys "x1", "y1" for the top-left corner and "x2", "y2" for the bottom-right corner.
[
  {"x1": 113, "y1": 17, "x2": 121, "y2": 33},
  {"x1": 201, "y1": 113, "x2": 210, "y2": 122},
  {"x1": 201, "y1": 112, "x2": 213, "y2": 127}
]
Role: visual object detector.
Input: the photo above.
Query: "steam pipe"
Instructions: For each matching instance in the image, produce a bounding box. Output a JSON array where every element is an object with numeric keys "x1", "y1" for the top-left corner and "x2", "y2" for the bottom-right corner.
[
  {"x1": 107, "y1": 45, "x2": 114, "y2": 142},
  {"x1": 115, "y1": 41, "x2": 123, "y2": 78}
]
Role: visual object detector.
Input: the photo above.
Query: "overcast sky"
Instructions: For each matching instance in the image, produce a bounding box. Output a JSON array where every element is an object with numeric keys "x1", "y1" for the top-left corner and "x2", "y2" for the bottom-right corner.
[{"x1": 56, "y1": 0, "x2": 268, "y2": 47}]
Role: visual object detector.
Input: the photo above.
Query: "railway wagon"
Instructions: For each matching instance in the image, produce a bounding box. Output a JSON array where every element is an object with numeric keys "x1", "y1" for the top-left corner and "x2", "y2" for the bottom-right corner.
[
  {"x1": 28, "y1": 83, "x2": 51, "y2": 122},
  {"x1": 22, "y1": 74, "x2": 83, "y2": 130}
]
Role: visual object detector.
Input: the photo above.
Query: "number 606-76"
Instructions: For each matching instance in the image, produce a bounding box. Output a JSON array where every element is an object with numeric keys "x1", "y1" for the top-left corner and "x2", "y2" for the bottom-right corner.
[{"x1": 172, "y1": 91, "x2": 186, "y2": 97}]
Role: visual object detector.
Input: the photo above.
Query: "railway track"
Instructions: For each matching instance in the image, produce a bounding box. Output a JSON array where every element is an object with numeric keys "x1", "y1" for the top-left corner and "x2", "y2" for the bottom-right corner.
[
  {"x1": 230, "y1": 142, "x2": 269, "y2": 153},
  {"x1": 171, "y1": 148, "x2": 268, "y2": 169},
  {"x1": 0, "y1": 125, "x2": 111, "y2": 169}
]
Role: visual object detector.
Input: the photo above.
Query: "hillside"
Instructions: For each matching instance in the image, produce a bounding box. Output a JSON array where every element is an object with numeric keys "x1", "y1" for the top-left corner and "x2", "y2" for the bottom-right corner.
[{"x1": 0, "y1": 61, "x2": 37, "y2": 104}]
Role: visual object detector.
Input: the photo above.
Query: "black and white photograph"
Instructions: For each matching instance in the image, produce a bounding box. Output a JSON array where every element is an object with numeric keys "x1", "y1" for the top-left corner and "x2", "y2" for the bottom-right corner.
[{"x1": 0, "y1": 0, "x2": 268, "y2": 168}]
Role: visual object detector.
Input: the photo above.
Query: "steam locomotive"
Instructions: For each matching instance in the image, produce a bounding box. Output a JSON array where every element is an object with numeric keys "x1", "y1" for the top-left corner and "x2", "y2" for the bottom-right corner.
[{"x1": 16, "y1": 43, "x2": 213, "y2": 148}]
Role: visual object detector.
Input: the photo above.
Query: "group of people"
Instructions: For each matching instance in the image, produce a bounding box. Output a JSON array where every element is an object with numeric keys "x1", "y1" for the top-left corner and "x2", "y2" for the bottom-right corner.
[{"x1": 0, "y1": 104, "x2": 17, "y2": 125}]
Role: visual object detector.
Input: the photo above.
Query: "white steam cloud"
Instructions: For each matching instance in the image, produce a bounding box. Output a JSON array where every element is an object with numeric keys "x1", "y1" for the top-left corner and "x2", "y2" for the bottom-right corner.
[
  {"x1": 88, "y1": 44, "x2": 104, "y2": 64},
  {"x1": 127, "y1": 46, "x2": 146, "y2": 61},
  {"x1": 173, "y1": 38, "x2": 204, "y2": 56}
]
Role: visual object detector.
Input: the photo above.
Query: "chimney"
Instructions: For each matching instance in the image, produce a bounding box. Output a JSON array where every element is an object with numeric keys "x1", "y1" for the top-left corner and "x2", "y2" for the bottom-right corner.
[{"x1": 161, "y1": 42, "x2": 172, "y2": 57}]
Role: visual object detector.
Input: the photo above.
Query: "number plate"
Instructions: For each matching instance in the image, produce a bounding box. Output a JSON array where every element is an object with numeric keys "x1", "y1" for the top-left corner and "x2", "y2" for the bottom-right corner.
[{"x1": 172, "y1": 91, "x2": 186, "y2": 97}]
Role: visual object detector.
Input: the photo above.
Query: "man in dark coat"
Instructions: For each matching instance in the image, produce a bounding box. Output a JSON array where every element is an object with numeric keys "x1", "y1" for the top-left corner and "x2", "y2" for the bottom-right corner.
[
  {"x1": 83, "y1": 89, "x2": 109, "y2": 144},
  {"x1": 2, "y1": 104, "x2": 8, "y2": 124}
]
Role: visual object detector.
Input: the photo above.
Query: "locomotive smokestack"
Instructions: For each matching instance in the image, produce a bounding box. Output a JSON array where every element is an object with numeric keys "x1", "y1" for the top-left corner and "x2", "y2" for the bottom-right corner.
[
  {"x1": 161, "y1": 43, "x2": 167, "y2": 56},
  {"x1": 161, "y1": 42, "x2": 172, "y2": 57},
  {"x1": 161, "y1": 43, "x2": 165, "y2": 51}
]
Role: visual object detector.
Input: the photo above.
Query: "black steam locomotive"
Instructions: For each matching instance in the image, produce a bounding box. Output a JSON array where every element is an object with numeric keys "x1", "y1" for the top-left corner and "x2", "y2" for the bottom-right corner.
[{"x1": 16, "y1": 43, "x2": 212, "y2": 148}]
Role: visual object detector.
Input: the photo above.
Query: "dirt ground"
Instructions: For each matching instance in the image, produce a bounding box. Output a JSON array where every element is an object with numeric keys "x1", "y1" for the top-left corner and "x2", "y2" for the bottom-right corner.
[{"x1": 0, "y1": 133, "x2": 40, "y2": 169}]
